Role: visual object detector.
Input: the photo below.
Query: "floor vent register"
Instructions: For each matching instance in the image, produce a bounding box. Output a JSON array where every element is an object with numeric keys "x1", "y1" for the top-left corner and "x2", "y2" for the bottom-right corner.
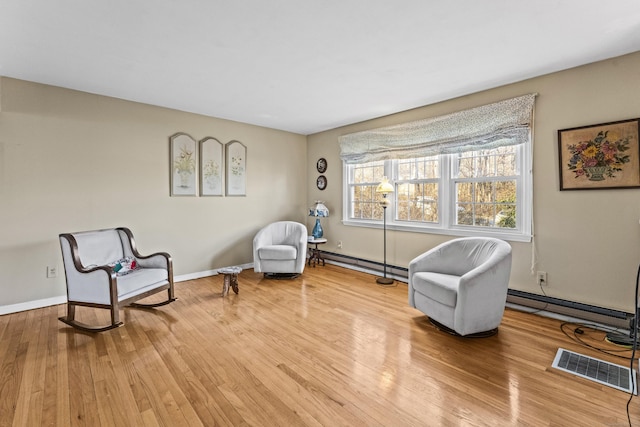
[{"x1": 552, "y1": 348, "x2": 636, "y2": 394}]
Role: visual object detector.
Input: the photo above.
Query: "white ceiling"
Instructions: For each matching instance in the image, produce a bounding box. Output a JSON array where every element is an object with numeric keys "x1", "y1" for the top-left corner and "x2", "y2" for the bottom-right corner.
[{"x1": 1, "y1": 1, "x2": 640, "y2": 135}]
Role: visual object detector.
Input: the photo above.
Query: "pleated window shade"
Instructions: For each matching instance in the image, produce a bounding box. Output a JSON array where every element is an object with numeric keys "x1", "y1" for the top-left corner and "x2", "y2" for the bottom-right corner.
[{"x1": 339, "y1": 94, "x2": 536, "y2": 164}]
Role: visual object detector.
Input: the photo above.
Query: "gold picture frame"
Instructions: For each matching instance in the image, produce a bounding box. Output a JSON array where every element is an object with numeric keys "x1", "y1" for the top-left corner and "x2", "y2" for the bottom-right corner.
[{"x1": 558, "y1": 118, "x2": 640, "y2": 190}]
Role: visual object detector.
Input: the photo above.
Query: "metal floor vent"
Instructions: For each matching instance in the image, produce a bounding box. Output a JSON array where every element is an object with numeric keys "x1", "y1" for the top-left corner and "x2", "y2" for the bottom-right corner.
[{"x1": 552, "y1": 348, "x2": 637, "y2": 394}]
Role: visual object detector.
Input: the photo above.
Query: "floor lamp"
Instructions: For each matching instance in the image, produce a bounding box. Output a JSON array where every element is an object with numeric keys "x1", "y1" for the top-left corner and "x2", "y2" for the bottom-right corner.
[{"x1": 376, "y1": 176, "x2": 394, "y2": 285}]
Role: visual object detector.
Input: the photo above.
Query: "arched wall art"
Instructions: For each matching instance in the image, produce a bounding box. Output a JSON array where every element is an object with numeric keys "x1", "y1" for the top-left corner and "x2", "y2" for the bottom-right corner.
[{"x1": 226, "y1": 140, "x2": 247, "y2": 196}]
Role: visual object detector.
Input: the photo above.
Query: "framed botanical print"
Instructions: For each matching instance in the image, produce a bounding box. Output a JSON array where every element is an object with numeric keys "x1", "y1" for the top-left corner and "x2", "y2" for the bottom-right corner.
[
  {"x1": 226, "y1": 140, "x2": 247, "y2": 196},
  {"x1": 170, "y1": 133, "x2": 197, "y2": 196},
  {"x1": 199, "y1": 137, "x2": 224, "y2": 196},
  {"x1": 558, "y1": 118, "x2": 640, "y2": 190}
]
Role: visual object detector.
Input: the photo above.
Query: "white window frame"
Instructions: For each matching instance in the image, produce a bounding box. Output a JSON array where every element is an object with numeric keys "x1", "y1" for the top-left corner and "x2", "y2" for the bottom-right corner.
[{"x1": 342, "y1": 143, "x2": 532, "y2": 243}]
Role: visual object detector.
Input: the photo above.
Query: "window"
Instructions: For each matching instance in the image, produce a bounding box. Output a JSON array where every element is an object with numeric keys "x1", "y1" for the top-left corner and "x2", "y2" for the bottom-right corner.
[
  {"x1": 348, "y1": 161, "x2": 385, "y2": 220},
  {"x1": 454, "y1": 146, "x2": 518, "y2": 228},
  {"x1": 343, "y1": 144, "x2": 532, "y2": 242},
  {"x1": 396, "y1": 156, "x2": 439, "y2": 223},
  {"x1": 339, "y1": 95, "x2": 536, "y2": 242}
]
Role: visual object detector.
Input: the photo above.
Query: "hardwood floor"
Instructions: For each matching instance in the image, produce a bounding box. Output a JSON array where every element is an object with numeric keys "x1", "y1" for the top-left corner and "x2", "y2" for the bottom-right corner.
[{"x1": 1, "y1": 264, "x2": 639, "y2": 426}]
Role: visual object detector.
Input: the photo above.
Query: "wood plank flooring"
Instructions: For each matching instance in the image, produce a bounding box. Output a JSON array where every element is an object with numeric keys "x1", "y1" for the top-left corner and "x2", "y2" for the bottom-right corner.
[{"x1": 1, "y1": 264, "x2": 639, "y2": 426}]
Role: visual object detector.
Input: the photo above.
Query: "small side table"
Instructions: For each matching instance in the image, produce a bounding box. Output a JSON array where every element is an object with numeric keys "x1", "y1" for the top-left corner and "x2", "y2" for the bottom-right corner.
[
  {"x1": 307, "y1": 238, "x2": 327, "y2": 267},
  {"x1": 218, "y1": 266, "x2": 242, "y2": 296}
]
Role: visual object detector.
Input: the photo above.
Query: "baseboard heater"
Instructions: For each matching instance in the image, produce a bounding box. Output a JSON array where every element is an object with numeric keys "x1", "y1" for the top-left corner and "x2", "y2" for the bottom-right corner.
[
  {"x1": 321, "y1": 250, "x2": 409, "y2": 281},
  {"x1": 320, "y1": 250, "x2": 633, "y2": 329}
]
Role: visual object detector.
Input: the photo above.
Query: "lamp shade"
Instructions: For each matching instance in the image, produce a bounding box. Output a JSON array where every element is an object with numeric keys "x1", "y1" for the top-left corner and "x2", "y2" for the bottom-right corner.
[
  {"x1": 376, "y1": 176, "x2": 394, "y2": 194},
  {"x1": 309, "y1": 201, "x2": 329, "y2": 217}
]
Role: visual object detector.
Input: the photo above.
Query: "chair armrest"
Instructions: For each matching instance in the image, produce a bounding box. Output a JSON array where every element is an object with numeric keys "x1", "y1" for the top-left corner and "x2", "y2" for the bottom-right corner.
[
  {"x1": 457, "y1": 252, "x2": 512, "y2": 310},
  {"x1": 136, "y1": 252, "x2": 172, "y2": 270},
  {"x1": 253, "y1": 227, "x2": 272, "y2": 271},
  {"x1": 116, "y1": 227, "x2": 172, "y2": 270},
  {"x1": 67, "y1": 267, "x2": 117, "y2": 305},
  {"x1": 253, "y1": 227, "x2": 272, "y2": 249},
  {"x1": 294, "y1": 229, "x2": 308, "y2": 273}
]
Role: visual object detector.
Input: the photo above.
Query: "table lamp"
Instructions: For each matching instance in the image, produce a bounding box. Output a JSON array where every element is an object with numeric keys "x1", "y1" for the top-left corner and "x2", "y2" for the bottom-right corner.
[{"x1": 309, "y1": 201, "x2": 329, "y2": 239}]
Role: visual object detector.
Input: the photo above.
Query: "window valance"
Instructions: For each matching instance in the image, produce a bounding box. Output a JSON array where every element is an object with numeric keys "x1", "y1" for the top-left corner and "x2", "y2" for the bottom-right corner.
[{"x1": 339, "y1": 93, "x2": 537, "y2": 164}]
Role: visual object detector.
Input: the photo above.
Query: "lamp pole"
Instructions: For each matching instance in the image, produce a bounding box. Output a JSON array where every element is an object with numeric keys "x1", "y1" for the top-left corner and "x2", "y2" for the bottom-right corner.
[{"x1": 376, "y1": 193, "x2": 394, "y2": 285}]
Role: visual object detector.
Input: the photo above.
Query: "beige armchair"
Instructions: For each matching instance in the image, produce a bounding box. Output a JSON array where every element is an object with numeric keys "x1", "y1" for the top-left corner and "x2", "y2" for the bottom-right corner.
[
  {"x1": 408, "y1": 237, "x2": 512, "y2": 337},
  {"x1": 59, "y1": 227, "x2": 176, "y2": 332}
]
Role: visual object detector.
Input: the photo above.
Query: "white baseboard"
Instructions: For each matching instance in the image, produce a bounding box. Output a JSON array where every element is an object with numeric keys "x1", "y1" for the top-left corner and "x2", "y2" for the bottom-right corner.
[
  {"x1": 175, "y1": 269, "x2": 218, "y2": 282},
  {"x1": 0, "y1": 295, "x2": 68, "y2": 316},
  {"x1": 0, "y1": 262, "x2": 256, "y2": 316},
  {"x1": 175, "y1": 262, "x2": 254, "y2": 282}
]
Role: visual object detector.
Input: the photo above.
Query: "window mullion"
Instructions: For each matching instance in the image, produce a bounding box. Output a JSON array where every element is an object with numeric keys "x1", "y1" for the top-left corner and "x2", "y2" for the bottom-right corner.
[
  {"x1": 441, "y1": 154, "x2": 451, "y2": 228},
  {"x1": 387, "y1": 160, "x2": 397, "y2": 222}
]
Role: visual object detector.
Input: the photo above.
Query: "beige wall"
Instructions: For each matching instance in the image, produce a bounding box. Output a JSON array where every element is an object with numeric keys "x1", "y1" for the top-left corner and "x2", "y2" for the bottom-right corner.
[
  {"x1": 0, "y1": 77, "x2": 308, "y2": 308},
  {"x1": 2, "y1": 51, "x2": 640, "y2": 314},
  {"x1": 307, "y1": 51, "x2": 640, "y2": 313}
]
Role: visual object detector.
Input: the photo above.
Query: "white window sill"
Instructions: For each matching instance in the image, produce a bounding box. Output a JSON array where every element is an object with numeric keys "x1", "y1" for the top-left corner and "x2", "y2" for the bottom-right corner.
[{"x1": 342, "y1": 219, "x2": 532, "y2": 243}]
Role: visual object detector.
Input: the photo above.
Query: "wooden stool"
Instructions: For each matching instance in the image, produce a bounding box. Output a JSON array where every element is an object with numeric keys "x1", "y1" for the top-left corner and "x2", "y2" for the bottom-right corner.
[{"x1": 218, "y1": 266, "x2": 242, "y2": 296}]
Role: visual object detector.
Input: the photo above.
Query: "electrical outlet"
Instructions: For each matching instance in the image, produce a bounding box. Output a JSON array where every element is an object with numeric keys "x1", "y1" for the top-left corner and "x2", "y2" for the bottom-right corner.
[
  {"x1": 337, "y1": 240, "x2": 343, "y2": 249},
  {"x1": 47, "y1": 266, "x2": 57, "y2": 278},
  {"x1": 537, "y1": 271, "x2": 547, "y2": 286}
]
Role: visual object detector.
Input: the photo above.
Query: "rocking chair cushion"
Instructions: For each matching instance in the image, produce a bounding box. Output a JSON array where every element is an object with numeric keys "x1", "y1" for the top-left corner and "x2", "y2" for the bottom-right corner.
[{"x1": 116, "y1": 268, "x2": 168, "y2": 299}]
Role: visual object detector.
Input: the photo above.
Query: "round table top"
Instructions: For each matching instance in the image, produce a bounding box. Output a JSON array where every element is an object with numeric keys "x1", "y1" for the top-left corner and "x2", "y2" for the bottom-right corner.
[
  {"x1": 308, "y1": 237, "x2": 327, "y2": 244},
  {"x1": 218, "y1": 266, "x2": 242, "y2": 274}
]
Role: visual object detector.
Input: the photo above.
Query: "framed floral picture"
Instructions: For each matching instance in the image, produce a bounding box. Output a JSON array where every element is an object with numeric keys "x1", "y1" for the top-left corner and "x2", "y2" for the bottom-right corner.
[
  {"x1": 170, "y1": 132, "x2": 197, "y2": 196},
  {"x1": 558, "y1": 118, "x2": 640, "y2": 190},
  {"x1": 199, "y1": 137, "x2": 224, "y2": 196},
  {"x1": 225, "y1": 140, "x2": 247, "y2": 196}
]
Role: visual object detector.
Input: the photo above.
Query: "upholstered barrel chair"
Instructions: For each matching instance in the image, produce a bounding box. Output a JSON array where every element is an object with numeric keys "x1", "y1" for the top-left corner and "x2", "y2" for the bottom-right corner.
[
  {"x1": 408, "y1": 237, "x2": 512, "y2": 336},
  {"x1": 253, "y1": 221, "x2": 307, "y2": 278}
]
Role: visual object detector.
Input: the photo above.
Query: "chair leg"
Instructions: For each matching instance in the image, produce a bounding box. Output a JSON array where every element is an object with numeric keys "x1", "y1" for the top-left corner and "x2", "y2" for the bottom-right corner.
[
  {"x1": 57, "y1": 302, "x2": 76, "y2": 323},
  {"x1": 110, "y1": 304, "x2": 120, "y2": 326}
]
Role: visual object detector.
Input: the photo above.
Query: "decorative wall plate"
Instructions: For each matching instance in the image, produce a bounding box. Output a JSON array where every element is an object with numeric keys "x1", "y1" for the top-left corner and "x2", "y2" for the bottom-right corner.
[
  {"x1": 316, "y1": 158, "x2": 327, "y2": 173},
  {"x1": 316, "y1": 175, "x2": 327, "y2": 190}
]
